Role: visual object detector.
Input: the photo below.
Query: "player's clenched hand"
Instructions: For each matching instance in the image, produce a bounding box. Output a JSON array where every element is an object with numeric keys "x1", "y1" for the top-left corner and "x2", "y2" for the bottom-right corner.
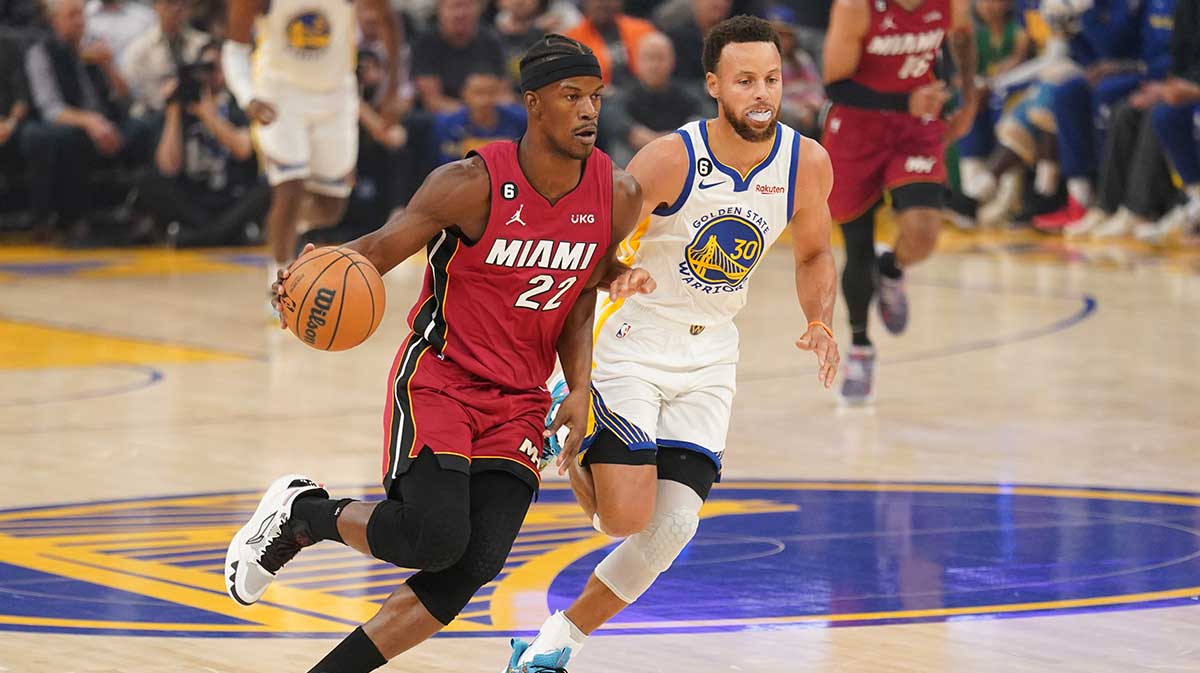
[
  {"x1": 608, "y1": 267, "x2": 656, "y2": 300},
  {"x1": 246, "y1": 99, "x2": 278, "y2": 125},
  {"x1": 795, "y1": 325, "x2": 839, "y2": 389},
  {"x1": 271, "y1": 243, "x2": 315, "y2": 329},
  {"x1": 547, "y1": 389, "x2": 590, "y2": 475},
  {"x1": 908, "y1": 82, "x2": 950, "y2": 120}
]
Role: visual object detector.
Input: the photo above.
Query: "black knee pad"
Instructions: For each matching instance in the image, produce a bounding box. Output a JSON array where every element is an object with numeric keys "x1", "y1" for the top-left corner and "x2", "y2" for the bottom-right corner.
[
  {"x1": 366, "y1": 499, "x2": 471, "y2": 572},
  {"x1": 406, "y1": 471, "x2": 533, "y2": 625},
  {"x1": 405, "y1": 531, "x2": 514, "y2": 625}
]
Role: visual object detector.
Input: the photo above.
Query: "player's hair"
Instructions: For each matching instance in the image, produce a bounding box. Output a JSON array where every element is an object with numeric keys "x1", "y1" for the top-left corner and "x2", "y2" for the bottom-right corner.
[
  {"x1": 519, "y1": 33, "x2": 594, "y2": 74},
  {"x1": 701, "y1": 15, "x2": 782, "y2": 75}
]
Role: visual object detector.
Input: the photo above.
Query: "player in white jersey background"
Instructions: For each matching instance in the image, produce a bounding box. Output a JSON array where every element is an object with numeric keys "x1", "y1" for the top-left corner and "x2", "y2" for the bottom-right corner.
[
  {"x1": 506, "y1": 15, "x2": 839, "y2": 673},
  {"x1": 221, "y1": 0, "x2": 396, "y2": 289}
]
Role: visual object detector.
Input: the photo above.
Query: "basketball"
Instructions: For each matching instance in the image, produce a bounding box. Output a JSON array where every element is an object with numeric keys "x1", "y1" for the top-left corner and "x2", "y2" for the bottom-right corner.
[{"x1": 280, "y1": 246, "x2": 386, "y2": 351}]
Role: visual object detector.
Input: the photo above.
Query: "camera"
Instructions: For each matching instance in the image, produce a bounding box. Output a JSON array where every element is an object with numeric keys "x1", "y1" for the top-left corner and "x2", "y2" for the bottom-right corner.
[{"x1": 171, "y1": 60, "x2": 216, "y2": 105}]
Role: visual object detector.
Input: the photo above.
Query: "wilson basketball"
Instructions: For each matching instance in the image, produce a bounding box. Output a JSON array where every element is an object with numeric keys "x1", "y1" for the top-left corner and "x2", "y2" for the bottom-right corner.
[{"x1": 281, "y1": 246, "x2": 386, "y2": 351}]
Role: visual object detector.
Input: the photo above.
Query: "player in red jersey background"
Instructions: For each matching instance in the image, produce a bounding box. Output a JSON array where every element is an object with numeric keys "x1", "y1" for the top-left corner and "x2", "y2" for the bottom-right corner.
[{"x1": 822, "y1": 0, "x2": 978, "y2": 404}]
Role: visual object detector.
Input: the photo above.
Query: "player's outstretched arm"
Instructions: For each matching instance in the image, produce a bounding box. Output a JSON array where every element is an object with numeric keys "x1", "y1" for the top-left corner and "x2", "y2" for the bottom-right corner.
[
  {"x1": 789, "y1": 137, "x2": 840, "y2": 389},
  {"x1": 346, "y1": 157, "x2": 491, "y2": 276},
  {"x1": 548, "y1": 170, "x2": 645, "y2": 474},
  {"x1": 221, "y1": 0, "x2": 274, "y2": 123}
]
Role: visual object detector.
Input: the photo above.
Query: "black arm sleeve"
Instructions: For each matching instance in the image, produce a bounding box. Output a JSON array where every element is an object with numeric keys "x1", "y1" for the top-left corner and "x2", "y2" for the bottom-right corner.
[{"x1": 824, "y1": 79, "x2": 910, "y2": 112}]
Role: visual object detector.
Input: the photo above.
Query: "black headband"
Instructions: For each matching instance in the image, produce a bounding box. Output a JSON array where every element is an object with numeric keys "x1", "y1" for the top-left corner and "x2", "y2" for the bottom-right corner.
[{"x1": 519, "y1": 53, "x2": 602, "y2": 93}]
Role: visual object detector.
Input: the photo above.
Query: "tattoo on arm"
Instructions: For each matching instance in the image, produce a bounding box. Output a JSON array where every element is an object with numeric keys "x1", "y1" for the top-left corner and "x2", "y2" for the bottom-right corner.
[{"x1": 949, "y1": 29, "x2": 978, "y2": 100}]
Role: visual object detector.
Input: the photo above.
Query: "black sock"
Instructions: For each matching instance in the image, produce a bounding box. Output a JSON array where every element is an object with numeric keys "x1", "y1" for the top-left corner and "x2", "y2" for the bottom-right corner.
[
  {"x1": 308, "y1": 626, "x2": 387, "y2": 673},
  {"x1": 841, "y1": 207, "x2": 878, "y2": 349},
  {"x1": 878, "y1": 251, "x2": 903, "y2": 279},
  {"x1": 292, "y1": 496, "x2": 354, "y2": 544}
]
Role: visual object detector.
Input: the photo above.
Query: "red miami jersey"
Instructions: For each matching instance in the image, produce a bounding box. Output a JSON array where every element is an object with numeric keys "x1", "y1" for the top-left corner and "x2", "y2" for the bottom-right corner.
[
  {"x1": 851, "y1": 0, "x2": 951, "y2": 94},
  {"x1": 406, "y1": 141, "x2": 613, "y2": 391}
]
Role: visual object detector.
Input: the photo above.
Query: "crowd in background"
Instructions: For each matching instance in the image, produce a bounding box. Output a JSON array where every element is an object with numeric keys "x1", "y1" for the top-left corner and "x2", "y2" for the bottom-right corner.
[{"x1": 0, "y1": 0, "x2": 1197, "y2": 248}]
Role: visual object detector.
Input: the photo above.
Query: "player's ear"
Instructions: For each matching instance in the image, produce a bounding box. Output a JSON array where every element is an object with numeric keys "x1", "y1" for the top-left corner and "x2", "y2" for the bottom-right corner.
[
  {"x1": 524, "y1": 90, "x2": 540, "y2": 117},
  {"x1": 705, "y1": 72, "x2": 719, "y2": 100}
]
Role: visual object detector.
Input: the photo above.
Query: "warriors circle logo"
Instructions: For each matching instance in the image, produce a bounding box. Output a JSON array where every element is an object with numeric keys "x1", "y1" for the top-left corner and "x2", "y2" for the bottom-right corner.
[
  {"x1": 683, "y1": 214, "x2": 765, "y2": 289},
  {"x1": 285, "y1": 12, "x2": 333, "y2": 55},
  {"x1": 0, "y1": 482, "x2": 1196, "y2": 636}
]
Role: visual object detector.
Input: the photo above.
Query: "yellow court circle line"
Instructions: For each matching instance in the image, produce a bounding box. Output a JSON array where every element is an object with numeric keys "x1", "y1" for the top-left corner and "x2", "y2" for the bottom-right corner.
[
  {"x1": 2, "y1": 481, "x2": 1199, "y2": 634},
  {"x1": 595, "y1": 586, "x2": 1200, "y2": 631}
]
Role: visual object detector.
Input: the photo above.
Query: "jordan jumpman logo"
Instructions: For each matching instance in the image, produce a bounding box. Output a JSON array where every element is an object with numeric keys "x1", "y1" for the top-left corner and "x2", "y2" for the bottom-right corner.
[{"x1": 506, "y1": 204, "x2": 527, "y2": 227}]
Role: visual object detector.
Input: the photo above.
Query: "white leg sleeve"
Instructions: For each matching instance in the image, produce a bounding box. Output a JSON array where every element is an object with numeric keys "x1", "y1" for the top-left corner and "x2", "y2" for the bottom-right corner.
[{"x1": 594, "y1": 479, "x2": 701, "y2": 604}]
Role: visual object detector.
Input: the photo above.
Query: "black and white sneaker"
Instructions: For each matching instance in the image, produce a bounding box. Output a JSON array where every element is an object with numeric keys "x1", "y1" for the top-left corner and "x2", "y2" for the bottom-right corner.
[{"x1": 225, "y1": 474, "x2": 326, "y2": 606}]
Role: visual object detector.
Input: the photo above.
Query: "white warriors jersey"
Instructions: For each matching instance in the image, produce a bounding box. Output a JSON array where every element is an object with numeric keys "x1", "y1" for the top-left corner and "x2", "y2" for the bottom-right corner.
[
  {"x1": 624, "y1": 119, "x2": 802, "y2": 327},
  {"x1": 254, "y1": 0, "x2": 357, "y2": 92}
]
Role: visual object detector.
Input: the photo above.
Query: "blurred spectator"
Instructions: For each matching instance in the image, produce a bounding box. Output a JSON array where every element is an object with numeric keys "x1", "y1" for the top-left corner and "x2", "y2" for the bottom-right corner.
[
  {"x1": 955, "y1": 0, "x2": 1095, "y2": 227},
  {"x1": 1056, "y1": 0, "x2": 1184, "y2": 239},
  {"x1": 661, "y1": 0, "x2": 733, "y2": 86},
  {"x1": 496, "y1": 0, "x2": 548, "y2": 82},
  {"x1": 600, "y1": 31, "x2": 706, "y2": 164},
  {"x1": 1035, "y1": 0, "x2": 1174, "y2": 231},
  {"x1": 137, "y1": 40, "x2": 268, "y2": 246},
  {"x1": 1068, "y1": 94, "x2": 1180, "y2": 242},
  {"x1": 564, "y1": 0, "x2": 656, "y2": 87},
  {"x1": 357, "y1": 0, "x2": 410, "y2": 118},
  {"x1": 496, "y1": 0, "x2": 583, "y2": 80},
  {"x1": 1139, "y1": 0, "x2": 1200, "y2": 241},
  {"x1": 653, "y1": 0, "x2": 757, "y2": 32},
  {"x1": 122, "y1": 0, "x2": 210, "y2": 117},
  {"x1": 0, "y1": 0, "x2": 43, "y2": 27},
  {"x1": 0, "y1": 32, "x2": 29, "y2": 183},
  {"x1": 774, "y1": 0, "x2": 832, "y2": 73},
  {"x1": 354, "y1": 48, "x2": 408, "y2": 224},
  {"x1": 85, "y1": 0, "x2": 156, "y2": 62},
  {"x1": 767, "y1": 6, "x2": 825, "y2": 137},
  {"x1": 189, "y1": 0, "x2": 227, "y2": 37},
  {"x1": 432, "y1": 71, "x2": 526, "y2": 164},
  {"x1": 957, "y1": 0, "x2": 1030, "y2": 203},
  {"x1": 23, "y1": 0, "x2": 152, "y2": 242},
  {"x1": 412, "y1": 0, "x2": 506, "y2": 112}
]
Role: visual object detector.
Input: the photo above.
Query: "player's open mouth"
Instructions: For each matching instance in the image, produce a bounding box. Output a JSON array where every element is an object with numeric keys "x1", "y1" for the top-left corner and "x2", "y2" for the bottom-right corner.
[
  {"x1": 747, "y1": 109, "x2": 773, "y2": 123},
  {"x1": 574, "y1": 126, "x2": 598, "y2": 142}
]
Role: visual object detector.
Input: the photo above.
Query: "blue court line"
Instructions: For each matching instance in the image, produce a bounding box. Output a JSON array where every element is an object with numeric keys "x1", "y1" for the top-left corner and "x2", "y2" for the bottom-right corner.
[{"x1": 0, "y1": 364, "x2": 164, "y2": 408}]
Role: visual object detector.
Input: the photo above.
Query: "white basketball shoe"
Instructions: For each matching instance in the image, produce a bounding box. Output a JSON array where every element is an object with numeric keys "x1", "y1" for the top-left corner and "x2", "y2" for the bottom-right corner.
[{"x1": 225, "y1": 474, "x2": 326, "y2": 606}]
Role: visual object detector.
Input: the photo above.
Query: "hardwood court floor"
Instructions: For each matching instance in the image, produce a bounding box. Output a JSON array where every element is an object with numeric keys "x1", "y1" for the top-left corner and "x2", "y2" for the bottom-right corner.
[{"x1": 0, "y1": 230, "x2": 1197, "y2": 672}]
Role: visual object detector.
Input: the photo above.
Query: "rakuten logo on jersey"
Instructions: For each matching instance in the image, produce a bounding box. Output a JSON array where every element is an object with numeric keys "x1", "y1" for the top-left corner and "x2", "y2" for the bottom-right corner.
[
  {"x1": 755, "y1": 184, "x2": 785, "y2": 195},
  {"x1": 904, "y1": 156, "x2": 937, "y2": 174},
  {"x1": 866, "y1": 29, "x2": 945, "y2": 56}
]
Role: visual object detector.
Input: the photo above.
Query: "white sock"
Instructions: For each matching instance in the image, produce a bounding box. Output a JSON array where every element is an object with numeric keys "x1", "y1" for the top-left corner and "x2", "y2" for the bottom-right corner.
[
  {"x1": 519, "y1": 611, "x2": 588, "y2": 666},
  {"x1": 1035, "y1": 161, "x2": 1059, "y2": 197},
  {"x1": 1067, "y1": 177, "x2": 1093, "y2": 207},
  {"x1": 960, "y1": 159, "x2": 996, "y2": 201}
]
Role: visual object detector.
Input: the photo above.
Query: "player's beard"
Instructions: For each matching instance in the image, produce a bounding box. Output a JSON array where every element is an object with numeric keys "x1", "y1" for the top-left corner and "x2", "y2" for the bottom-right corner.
[{"x1": 722, "y1": 102, "x2": 779, "y2": 143}]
